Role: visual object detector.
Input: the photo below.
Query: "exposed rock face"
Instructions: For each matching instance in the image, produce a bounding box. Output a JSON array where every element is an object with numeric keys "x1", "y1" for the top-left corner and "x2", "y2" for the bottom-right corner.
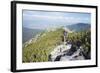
[{"x1": 49, "y1": 43, "x2": 87, "y2": 61}]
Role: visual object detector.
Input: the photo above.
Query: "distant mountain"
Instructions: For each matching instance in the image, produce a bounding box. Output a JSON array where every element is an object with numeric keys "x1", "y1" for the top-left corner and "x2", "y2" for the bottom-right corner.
[
  {"x1": 22, "y1": 27, "x2": 43, "y2": 43},
  {"x1": 23, "y1": 23, "x2": 90, "y2": 43},
  {"x1": 66, "y1": 23, "x2": 90, "y2": 32}
]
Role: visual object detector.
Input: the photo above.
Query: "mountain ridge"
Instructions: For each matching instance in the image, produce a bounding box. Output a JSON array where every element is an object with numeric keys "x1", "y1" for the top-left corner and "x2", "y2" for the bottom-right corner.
[{"x1": 66, "y1": 23, "x2": 90, "y2": 32}]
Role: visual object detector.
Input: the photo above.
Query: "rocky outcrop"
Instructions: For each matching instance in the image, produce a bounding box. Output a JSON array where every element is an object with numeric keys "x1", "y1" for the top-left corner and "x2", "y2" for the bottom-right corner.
[{"x1": 49, "y1": 43, "x2": 87, "y2": 61}]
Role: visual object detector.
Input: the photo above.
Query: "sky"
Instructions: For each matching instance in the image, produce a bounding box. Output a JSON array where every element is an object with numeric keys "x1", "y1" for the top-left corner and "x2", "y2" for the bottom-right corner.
[{"x1": 23, "y1": 10, "x2": 91, "y2": 29}]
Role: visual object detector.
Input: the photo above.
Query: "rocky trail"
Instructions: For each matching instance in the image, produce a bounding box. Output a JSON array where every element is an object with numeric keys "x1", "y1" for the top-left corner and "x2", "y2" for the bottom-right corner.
[{"x1": 49, "y1": 43, "x2": 85, "y2": 61}]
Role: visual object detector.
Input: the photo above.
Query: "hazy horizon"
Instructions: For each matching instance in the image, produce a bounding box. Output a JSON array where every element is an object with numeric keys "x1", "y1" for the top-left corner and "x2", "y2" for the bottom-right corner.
[{"x1": 23, "y1": 10, "x2": 91, "y2": 30}]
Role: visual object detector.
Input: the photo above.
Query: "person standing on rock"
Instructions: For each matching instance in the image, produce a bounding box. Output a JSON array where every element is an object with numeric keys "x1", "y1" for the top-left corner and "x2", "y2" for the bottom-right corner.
[{"x1": 63, "y1": 27, "x2": 68, "y2": 46}]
